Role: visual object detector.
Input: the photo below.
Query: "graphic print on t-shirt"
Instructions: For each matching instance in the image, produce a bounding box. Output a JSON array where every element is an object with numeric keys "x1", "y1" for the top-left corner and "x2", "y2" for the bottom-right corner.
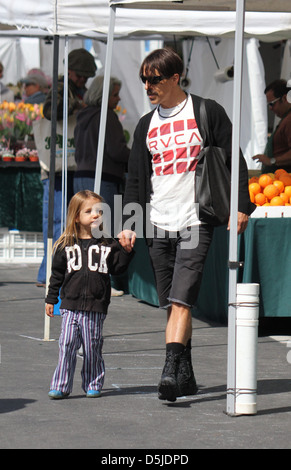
[
  {"x1": 148, "y1": 117, "x2": 201, "y2": 176},
  {"x1": 147, "y1": 97, "x2": 203, "y2": 231}
]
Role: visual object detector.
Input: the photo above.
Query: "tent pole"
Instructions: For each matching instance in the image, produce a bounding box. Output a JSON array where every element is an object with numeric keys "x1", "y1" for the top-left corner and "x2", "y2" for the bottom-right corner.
[
  {"x1": 94, "y1": 5, "x2": 116, "y2": 194},
  {"x1": 226, "y1": 0, "x2": 246, "y2": 416},
  {"x1": 62, "y1": 35, "x2": 69, "y2": 231},
  {"x1": 44, "y1": 34, "x2": 59, "y2": 341}
]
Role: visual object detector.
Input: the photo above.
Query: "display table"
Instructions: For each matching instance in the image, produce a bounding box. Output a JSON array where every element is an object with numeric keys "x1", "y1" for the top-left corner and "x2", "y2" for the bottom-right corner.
[
  {"x1": 0, "y1": 161, "x2": 43, "y2": 232},
  {"x1": 240, "y1": 217, "x2": 291, "y2": 319},
  {"x1": 126, "y1": 218, "x2": 291, "y2": 321}
]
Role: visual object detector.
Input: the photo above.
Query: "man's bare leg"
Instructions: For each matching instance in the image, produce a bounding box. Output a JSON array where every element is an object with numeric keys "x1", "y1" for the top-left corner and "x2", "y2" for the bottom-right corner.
[{"x1": 166, "y1": 302, "x2": 192, "y2": 346}]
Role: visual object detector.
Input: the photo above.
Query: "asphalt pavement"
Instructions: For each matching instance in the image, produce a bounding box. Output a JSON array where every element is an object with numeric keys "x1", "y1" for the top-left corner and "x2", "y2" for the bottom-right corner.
[{"x1": 1, "y1": 263, "x2": 291, "y2": 452}]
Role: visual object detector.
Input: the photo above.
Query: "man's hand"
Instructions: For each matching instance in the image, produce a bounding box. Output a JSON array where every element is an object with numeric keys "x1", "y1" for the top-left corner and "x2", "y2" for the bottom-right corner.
[
  {"x1": 118, "y1": 230, "x2": 136, "y2": 253},
  {"x1": 252, "y1": 154, "x2": 271, "y2": 166},
  {"x1": 227, "y1": 212, "x2": 249, "y2": 235}
]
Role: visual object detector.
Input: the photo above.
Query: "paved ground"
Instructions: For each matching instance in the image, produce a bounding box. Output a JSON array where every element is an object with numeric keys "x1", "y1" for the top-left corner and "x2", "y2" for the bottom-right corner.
[{"x1": 1, "y1": 263, "x2": 291, "y2": 452}]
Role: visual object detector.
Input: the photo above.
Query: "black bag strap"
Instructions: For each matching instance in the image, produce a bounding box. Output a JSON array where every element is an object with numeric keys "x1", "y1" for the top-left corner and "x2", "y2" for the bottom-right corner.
[{"x1": 199, "y1": 98, "x2": 211, "y2": 146}]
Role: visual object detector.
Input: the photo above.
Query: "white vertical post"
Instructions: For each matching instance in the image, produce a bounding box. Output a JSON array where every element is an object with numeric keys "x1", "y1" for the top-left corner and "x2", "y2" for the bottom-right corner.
[
  {"x1": 44, "y1": 34, "x2": 59, "y2": 341},
  {"x1": 94, "y1": 5, "x2": 116, "y2": 194},
  {"x1": 226, "y1": 0, "x2": 246, "y2": 416},
  {"x1": 62, "y1": 35, "x2": 69, "y2": 232},
  {"x1": 235, "y1": 283, "x2": 260, "y2": 415}
]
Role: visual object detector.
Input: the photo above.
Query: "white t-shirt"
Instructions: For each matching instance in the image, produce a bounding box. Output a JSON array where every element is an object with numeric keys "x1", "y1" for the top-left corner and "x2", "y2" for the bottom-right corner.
[{"x1": 146, "y1": 94, "x2": 203, "y2": 231}]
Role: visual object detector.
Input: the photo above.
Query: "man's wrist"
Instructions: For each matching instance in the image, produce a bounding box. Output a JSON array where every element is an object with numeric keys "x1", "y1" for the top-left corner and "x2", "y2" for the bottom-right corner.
[{"x1": 269, "y1": 157, "x2": 276, "y2": 165}]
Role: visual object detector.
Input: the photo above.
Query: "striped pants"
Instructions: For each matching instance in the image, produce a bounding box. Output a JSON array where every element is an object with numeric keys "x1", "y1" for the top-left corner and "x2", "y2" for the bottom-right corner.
[{"x1": 50, "y1": 309, "x2": 106, "y2": 394}]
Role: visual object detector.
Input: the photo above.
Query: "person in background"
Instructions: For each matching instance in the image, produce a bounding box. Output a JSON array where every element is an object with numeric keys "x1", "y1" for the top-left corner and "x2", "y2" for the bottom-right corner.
[
  {"x1": 252, "y1": 79, "x2": 291, "y2": 172},
  {"x1": 45, "y1": 190, "x2": 134, "y2": 399},
  {"x1": 43, "y1": 48, "x2": 97, "y2": 120},
  {"x1": 74, "y1": 75, "x2": 130, "y2": 296},
  {"x1": 36, "y1": 48, "x2": 97, "y2": 287},
  {"x1": 118, "y1": 48, "x2": 254, "y2": 403},
  {"x1": 0, "y1": 62, "x2": 14, "y2": 102},
  {"x1": 21, "y1": 69, "x2": 49, "y2": 104}
]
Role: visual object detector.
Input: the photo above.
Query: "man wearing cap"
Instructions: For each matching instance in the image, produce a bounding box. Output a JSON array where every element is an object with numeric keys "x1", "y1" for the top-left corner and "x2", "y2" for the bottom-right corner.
[
  {"x1": 21, "y1": 72, "x2": 48, "y2": 104},
  {"x1": 43, "y1": 48, "x2": 97, "y2": 120},
  {"x1": 36, "y1": 48, "x2": 97, "y2": 287}
]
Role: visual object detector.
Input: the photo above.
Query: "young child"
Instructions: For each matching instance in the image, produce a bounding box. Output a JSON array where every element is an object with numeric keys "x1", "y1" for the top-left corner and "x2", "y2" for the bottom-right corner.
[{"x1": 45, "y1": 190, "x2": 134, "y2": 399}]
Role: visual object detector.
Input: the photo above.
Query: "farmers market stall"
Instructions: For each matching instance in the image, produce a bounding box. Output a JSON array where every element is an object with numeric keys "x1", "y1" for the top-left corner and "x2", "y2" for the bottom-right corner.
[{"x1": 0, "y1": 159, "x2": 42, "y2": 232}]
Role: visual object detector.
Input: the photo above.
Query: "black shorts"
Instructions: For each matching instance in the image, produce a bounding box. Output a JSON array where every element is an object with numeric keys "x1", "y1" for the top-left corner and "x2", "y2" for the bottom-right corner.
[{"x1": 148, "y1": 224, "x2": 214, "y2": 308}]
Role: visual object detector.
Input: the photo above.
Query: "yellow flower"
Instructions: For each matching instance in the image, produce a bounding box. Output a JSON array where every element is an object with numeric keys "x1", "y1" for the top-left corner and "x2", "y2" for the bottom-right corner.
[{"x1": 8, "y1": 102, "x2": 16, "y2": 112}]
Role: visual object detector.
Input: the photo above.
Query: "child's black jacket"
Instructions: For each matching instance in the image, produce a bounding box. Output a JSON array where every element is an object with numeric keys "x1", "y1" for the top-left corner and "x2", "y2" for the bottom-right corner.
[{"x1": 45, "y1": 237, "x2": 134, "y2": 314}]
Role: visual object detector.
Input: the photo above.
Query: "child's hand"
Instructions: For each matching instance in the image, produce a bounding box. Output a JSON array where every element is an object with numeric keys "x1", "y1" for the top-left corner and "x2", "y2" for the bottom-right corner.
[
  {"x1": 45, "y1": 303, "x2": 54, "y2": 317},
  {"x1": 118, "y1": 230, "x2": 136, "y2": 253}
]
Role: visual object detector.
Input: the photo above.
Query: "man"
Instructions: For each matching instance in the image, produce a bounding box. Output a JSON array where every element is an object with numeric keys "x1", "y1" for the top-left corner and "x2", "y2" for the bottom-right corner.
[
  {"x1": 36, "y1": 48, "x2": 97, "y2": 287},
  {"x1": 43, "y1": 48, "x2": 97, "y2": 120},
  {"x1": 252, "y1": 79, "x2": 291, "y2": 172},
  {"x1": 118, "y1": 48, "x2": 254, "y2": 402},
  {"x1": 21, "y1": 71, "x2": 48, "y2": 104}
]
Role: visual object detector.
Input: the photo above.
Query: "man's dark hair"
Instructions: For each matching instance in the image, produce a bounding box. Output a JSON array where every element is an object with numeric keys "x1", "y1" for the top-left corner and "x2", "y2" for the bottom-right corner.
[
  {"x1": 265, "y1": 79, "x2": 290, "y2": 98},
  {"x1": 140, "y1": 48, "x2": 184, "y2": 80}
]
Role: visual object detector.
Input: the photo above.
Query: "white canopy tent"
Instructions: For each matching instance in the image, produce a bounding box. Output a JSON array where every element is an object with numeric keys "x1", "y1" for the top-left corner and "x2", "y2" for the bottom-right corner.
[
  {"x1": 1, "y1": 2, "x2": 290, "y2": 165},
  {"x1": 0, "y1": 1, "x2": 290, "y2": 39},
  {"x1": 0, "y1": 0, "x2": 290, "y2": 415}
]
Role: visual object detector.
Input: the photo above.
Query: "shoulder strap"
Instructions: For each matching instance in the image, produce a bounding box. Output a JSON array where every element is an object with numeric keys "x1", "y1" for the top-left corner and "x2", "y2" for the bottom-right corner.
[{"x1": 199, "y1": 98, "x2": 211, "y2": 145}]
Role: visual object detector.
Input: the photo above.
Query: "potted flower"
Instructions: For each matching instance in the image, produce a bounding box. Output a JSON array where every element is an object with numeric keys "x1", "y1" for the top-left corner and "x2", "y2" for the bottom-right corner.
[
  {"x1": 29, "y1": 149, "x2": 39, "y2": 162},
  {"x1": 2, "y1": 150, "x2": 15, "y2": 162},
  {"x1": 15, "y1": 147, "x2": 30, "y2": 162},
  {"x1": 0, "y1": 101, "x2": 44, "y2": 150}
]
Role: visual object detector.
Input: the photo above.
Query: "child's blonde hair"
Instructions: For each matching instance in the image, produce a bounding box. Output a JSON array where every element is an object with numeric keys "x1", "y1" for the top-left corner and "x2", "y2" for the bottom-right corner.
[{"x1": 54, "y1": 190, "x2": 104, "y2": 251}]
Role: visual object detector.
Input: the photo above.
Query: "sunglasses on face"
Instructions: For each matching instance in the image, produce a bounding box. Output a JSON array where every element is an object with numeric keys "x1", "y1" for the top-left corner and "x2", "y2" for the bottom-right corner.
[
  {"x1": 140, "y1": 74, "x2": 166, "y2": 85},
  {"x1": 268, "y1": 97, "x2": 282, "y2": 108}
]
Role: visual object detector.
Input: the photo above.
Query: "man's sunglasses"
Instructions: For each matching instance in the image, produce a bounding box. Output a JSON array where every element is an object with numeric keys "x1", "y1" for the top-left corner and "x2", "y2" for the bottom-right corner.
[
  {"x1": 140, "y1": 74, "x2": 166, "y2": 85},
  {"x1": 267, "y1": 97, "x2": 282, "y2": 108}
]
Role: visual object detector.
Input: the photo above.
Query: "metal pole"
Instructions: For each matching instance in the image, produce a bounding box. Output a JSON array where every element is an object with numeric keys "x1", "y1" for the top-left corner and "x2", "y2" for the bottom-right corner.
[
  {"x1": 62, "y1": 35, "x2": 69, "y2": 231},
  {"x1": 94, "y1": 5, "x2": 116, "y2": 194},
  {"x1": 44, "y1": 34, "x2": 59, "y2": 341},
  {"x1": 226, "y1": 0, "x2": 246, "y2": 415}
]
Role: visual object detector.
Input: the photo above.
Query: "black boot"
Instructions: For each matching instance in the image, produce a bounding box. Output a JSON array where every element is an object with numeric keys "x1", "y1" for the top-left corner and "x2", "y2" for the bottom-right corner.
[
  {"x1": 177, "y1": 346, "x2": 198, "y2": 397},
  {"x1": 157, "y1": 349, "x2": 181, "y2": 402}
]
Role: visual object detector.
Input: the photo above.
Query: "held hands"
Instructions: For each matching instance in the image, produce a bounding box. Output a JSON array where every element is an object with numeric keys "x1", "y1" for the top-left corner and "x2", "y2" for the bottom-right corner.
[
  {"x1": 45, "y1": 303, "x2": 54, "y2": 317},
  {"x1": 118, "y1": 230, "x2": 136, "y2": 253}
]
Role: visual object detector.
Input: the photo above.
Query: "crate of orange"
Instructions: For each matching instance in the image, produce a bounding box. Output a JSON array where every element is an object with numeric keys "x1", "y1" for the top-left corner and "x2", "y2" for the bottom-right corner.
[{"x1": 249, "y1": 169, "x2": 291, "y2": 218}]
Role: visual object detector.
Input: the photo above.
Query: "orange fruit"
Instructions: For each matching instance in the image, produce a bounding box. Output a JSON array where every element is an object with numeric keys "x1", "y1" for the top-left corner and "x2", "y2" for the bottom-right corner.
[
  {"x1": 279, "y1": 174, "x2": 291, "y2": 186},
  {"x1": 249, "y1": 176, "x2": 259, "y2": 184},
  {"x1": 249, "y1": 190, "x2": 255, "y2": 203},
  {"x1": 263, "y1": 184, "x2": 279, "y2": 200},
  {"x1": 268, "y1": 173, "x2": 275, "y2": 180},
  {"x1": 279, "y1": 192, "x2": 289, "y2": 204},
  {"x1": 284, "y1": 186, "x2": 291, "y2": 198},
  {"x1": 249, "y1": 182, "x2": 261, "y2": 195},
  {"x1": 254, "y1": 193, "x2": 267, "y2": 206},
  {"x1": 270, "y1": 196, "x2": 284, "y2": 206},
  {"x1": 263, "y1": 202, "x2": 270, "y2": 206},
  {"x1": 274, "y1": 168, "x2": 287, "y2": 179},
  {"x1": 258, "y1": 174, "x2": 273, "y2": 188},
  {"x1": 273, "y1": 179, "x2": 285, "y2": 193}
]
